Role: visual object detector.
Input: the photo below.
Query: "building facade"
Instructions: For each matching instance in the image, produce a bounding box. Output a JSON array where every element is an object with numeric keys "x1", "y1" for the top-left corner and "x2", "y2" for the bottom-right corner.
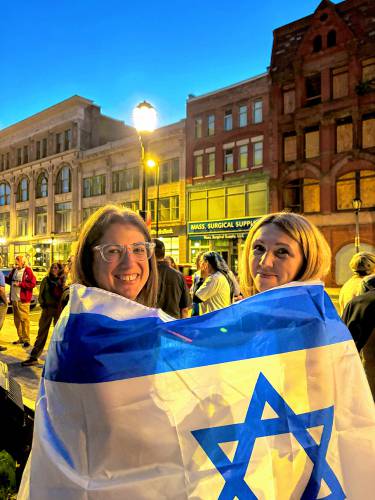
[
  {"x1": 0, "y1": 96, "x2": 188, "y2": 266},
  {"x1": 270, "y1": 0, "x2": 375, "y2": 285},
  {"x1": 186, "y1": 75, "x2": 271, "y2": 271}
]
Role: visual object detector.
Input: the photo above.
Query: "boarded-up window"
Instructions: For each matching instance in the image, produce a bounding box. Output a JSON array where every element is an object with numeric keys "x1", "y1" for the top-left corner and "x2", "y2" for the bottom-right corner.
[
  {"x1": 305, "y1": 128, "x2": 320, "y2": 159},
  {"x1": 336, "y1": 170, "x2": 375, "y2": 210},
  {"x1": 362, "y1": 58, "x2": 375, "y2": 81},
  {"x1": 283, "y1": 89, "x2": 295, "y2": 114},
  {"x1": 332, "y1": 68, "x2": 348, "y2": 99},
  {"x1": 362, "y1": 117, "x2": 375, "y2": 148},
  {"x1": 284, "y1": 134, "x2": 297, "y2": 162},
  {"x1": 336, "y1": 121, "x2": 353, "y2": 152},
  {"x1": 283, "y1": 178, "x2": 320, "y2": 213},
  {"x1": 208, "y1": 189, "x2": 225, "y2": 220}
]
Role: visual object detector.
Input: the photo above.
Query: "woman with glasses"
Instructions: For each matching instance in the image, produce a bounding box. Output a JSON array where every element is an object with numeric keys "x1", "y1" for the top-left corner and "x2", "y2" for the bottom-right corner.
[{"x1": 72, "y1": 204, "x2": 158, "y2": 306}]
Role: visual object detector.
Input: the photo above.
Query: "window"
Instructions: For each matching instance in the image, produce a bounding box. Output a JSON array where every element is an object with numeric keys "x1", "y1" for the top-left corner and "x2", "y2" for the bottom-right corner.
[
  {"x1": 253, "y1": 141, "x2": 263, "y2": 166},
  {"x1": 207, "y1": 152, "x2": 215, "y2": 176},
  {"x1": 336, "y1": 118, "x2": 353, "y2": 153},
  {"x1": 83, "y1": 174, "x2": 106, "y2": 197},
  {"x1": 239, "y1": 145, "x2": 248, "y2": 169},
  {"x1": 224, "y1": 110, "x2": 233, "y2": 131},
  {"x1": 0, "y1": 183, "x2": 10, "y2": 206},
  {"x1": 239, "y1": 106, "x2": 247, "y2": 127},
  {"x1": 36, "y1": 141, "x2": 41, "y2": 160},
  {"x1": 112, "y1": 167, "x2": 140, "y2": 192},
  {"x1": 362, "y1": 58, "x2": 375, "y2": 82},
  {"x1": 284, "y1": 133, "x2": 297, "y2": 162},
  {"x1": 17, "y1": 177, "x2": 29, "y2": 202},
  {"x1": 82, "y1": 206, "x2": 101, "y2": 222},
  {"x1": 17, "y1": 148, "x2": 22, "y2": 166},
  {"x1": 313, "y1": 35, "x2": 322, "y2": 53},
  {"x1": 148, "y1": 195, "x2": 179, "y2": 222},
  {"x1": 17, "y1": 209, "x2": 28, "y2": 237},
  {"x1": 122, "y1": 200, "x2": 139, "y2": 212},
  {"x1": 190, "y1": 191, "x2": 207, "y2": 221},
  {"x1": 305, "y1": 73, "x2": 321, "y2": 106},
  {"x1": 159, "y1": 158, "x2": 179, "y2": 184},
  {"x1": 336, "y1": 170, "x2": 375, "y2": 210},
  {"x1": 195, "y1": 118, "x2": 202, "y2": 138},
  {"x1": 227, "y1": 185, "x2": 245, "y2": 218},
  {"x1": 224, "y1": 149, "x2": 234, "y2": 172},
  {"x1": 207, "y1": 114, "x2": 215, "y2": 136},
  {"x1": 194, "y1": 155, "x2": 203, "y2": 177},
  {"x1": 35, "y1": 206, "x2": 47, "y2": 235},
  {"x1": 42, "y1": 138, "x2": 48, "y2": 157},
  {"x1": 283, "y1": 89, "x2": 296, "y2": 114},
  {"x1": 0, "y1": 212, "x2": 9, "y2": 237},
  {"x1": 55, "y1": 202, "x2": 72, "y2": 232},
  {"x1": 64, "y1": 129, "x2": 72, "y2": 150},
  {"x1": 253, "y1": 100, "x2": 263, "y2": 123},
  {"x1": 55, "y1": 165, "x2": 71, "y2": 194},
  {"x1": 327, "y1": 30, "x2": 336, "y2": 48},
  {"x1": 362, "y1": 114, "x2": 375, "y2": 148},
  {"x1": 305, "y1": 127, "x2": 320, "y2": 159},
  {"x1": 56, "y1": 133, "x2": 62, "y2": 154},
  {"x1": 23, "y1": 145, "x2": 28, "y2": 164},
  {"x1": 332, "y1": 67, "x2": 348, "y2": 99},
  {"x1": 208, "y1": 189, "x2": 225, "y2": 220},
  {"x1": 283, "y1": 178, "x2": 320, "y2": 213},
  {"x1": 36, "y1": 172, "x2": 48, "y2": 198}
]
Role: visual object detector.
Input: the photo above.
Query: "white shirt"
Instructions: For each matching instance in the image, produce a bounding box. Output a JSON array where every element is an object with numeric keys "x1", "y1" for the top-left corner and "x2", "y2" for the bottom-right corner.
[
  {"x1": 11, "y1": 268, "x2": 24, "y2": 301},
  {"x1": 195, "y1": 271, "x2": 231, "y2": 315}
]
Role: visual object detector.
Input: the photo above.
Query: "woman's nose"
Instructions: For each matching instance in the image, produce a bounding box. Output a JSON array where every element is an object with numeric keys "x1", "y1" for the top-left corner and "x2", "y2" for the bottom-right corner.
[{"x1": 259, "y1": 251, "x2": 274, "y2": 267}]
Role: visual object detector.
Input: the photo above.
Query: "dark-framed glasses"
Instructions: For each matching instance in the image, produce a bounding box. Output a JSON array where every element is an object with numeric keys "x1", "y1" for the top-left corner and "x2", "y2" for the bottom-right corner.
[{"x1": 93, "y1": 242, "x2": 155, "y2": 263}]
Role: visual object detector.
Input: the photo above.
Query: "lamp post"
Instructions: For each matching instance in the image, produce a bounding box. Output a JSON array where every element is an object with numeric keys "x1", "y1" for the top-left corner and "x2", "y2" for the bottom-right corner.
[
  {"x1": 352, "y1": 197, "x2": 362, "y2": 253},
  {"x1": 50, "y1": 231, "x2": 56, "y2": 265},
  {"x1": 146, "y1": 159, "x2": 160, "y2": 238},
  {"x1": 133, "y1": 101, "x2": 157, "y2": 221}
]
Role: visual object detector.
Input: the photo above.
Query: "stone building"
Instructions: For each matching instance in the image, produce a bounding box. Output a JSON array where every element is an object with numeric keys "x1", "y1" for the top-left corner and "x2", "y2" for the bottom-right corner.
[
  {"x1": 269, "y1": 0, "x2": 375, "y2": 284},
  {"x1": 0, "y1": 96, "x2": 187, "y2": 266}
]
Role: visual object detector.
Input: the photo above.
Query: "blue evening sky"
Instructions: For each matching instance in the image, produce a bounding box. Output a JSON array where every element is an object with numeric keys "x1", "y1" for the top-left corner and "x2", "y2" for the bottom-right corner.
[{"x1": 1, "y1": 0, "x2": 336, "y2": 129}]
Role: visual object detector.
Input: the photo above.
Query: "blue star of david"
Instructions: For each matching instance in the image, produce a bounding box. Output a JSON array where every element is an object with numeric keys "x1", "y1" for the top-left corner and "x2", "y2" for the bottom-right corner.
[{"x1": 192, "y1": 373, "x2": 345, "y2": 500}]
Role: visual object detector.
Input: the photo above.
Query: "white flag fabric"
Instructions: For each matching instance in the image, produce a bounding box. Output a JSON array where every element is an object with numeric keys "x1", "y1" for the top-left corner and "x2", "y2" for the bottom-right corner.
[{"x1": 19, "y1": 282, "x2": 375, "y2": 499}]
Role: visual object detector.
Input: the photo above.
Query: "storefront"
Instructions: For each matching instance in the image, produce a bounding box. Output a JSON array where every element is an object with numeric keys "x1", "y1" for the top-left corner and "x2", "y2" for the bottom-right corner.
[
  {"x1": 150, "y1": 225, "x2": 186, "y2": 264},
  {"x1": 187, "y1": 216, "x2": 258, "y2": 272}
]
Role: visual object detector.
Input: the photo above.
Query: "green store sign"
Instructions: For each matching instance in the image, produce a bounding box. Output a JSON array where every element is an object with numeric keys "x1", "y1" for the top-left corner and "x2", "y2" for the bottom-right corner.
[{"x1": 188, "y1": 217, "x2": 258, "y2": 235}]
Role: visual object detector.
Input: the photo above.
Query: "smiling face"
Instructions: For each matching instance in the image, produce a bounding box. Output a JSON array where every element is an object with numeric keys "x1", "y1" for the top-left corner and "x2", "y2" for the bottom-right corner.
[
  {"x1": 92, "y1": 222, "x2": 150, "y2": 300},
  {"x1": 249, "y1": 223, "x2": 304, "y2": 293}
]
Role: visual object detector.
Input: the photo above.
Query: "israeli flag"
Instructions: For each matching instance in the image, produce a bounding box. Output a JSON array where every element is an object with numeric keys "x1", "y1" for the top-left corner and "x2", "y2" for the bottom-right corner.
[{"x1": 19, "y1": 282, "x2": 375, "y2": 499}]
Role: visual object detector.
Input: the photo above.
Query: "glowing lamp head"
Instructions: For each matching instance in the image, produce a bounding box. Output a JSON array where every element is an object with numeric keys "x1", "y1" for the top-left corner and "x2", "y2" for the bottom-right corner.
[
  {"x1": 133, "y1": 101, "x2": 157, "y2": 133},
  {"x1": 352, "y1": 198, "x2": 362, "y2": 211},
  {"x1": 146, "y1": 158, "x2": 157, "y2": 168}
]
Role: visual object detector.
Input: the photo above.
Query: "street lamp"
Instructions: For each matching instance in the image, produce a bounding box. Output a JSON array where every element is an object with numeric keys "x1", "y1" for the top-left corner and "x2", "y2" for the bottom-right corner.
[
  {"x1": 50, "y1": 231, "x2": 56, "y2": 265},
  {"x1": 352, "y1": 197, "x2": 362, "y2": 253},
  {"x1": 133, "y1": 101, "x2": 157, "y2": 221},
  {"x1": 146, "y1": 158, "x2": 160, "y2": 238}
]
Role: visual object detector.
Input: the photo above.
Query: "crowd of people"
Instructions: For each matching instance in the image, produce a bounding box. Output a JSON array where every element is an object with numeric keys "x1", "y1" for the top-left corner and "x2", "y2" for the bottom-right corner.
[{"x1": 0, "y1": 205, "x2": 373, "y2": 395}]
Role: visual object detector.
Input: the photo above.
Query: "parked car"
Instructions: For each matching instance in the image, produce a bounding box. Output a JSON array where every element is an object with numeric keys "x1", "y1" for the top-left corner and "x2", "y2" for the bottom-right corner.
[
  {"x1": 177, "y1": 263, "x2": 196, "y2": 289},
  {"x1": 31, "y1": 265, "x2": 48, "y2": 283},
  {"x1": 0, "y1": 268, "x2": 39, "y2": 311}
]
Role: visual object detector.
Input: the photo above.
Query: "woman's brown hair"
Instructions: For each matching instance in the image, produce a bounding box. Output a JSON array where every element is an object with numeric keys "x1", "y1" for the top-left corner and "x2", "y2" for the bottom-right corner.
[{"x1": 72, "y1": 204, "x2": 158, "y2": 307}]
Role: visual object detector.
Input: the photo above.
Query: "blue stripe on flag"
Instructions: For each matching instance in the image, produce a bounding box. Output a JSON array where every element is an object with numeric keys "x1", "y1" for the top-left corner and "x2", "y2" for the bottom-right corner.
[{"x1": 44, "y1": 284, "x2": 352, "y2": 383}]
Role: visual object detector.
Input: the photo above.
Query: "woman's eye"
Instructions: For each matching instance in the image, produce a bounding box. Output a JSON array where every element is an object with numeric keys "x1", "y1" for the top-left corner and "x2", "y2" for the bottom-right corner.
[
  {"x1": 276, "y1": 248, "x2": 289, "y2": 256},
  {"x1": 108, "y1": 247, "x2": 121, "y2": 254},
  {"x1": 133, "y1": 246, "x2": 146, "y2": 255},
  {"x1": 252, "y1": 244, "x2": 265, "y2": 253}
]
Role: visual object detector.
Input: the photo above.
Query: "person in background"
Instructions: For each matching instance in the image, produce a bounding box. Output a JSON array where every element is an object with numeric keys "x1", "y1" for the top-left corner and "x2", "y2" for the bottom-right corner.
[
  {"x1": 60, "y1": 255, "x2": 74, "y2": 311},
  {"x1": 164, "y1": 255, "x2": 178, "y2": 270},
  {"x1": 190, "y1": 251, "x2": 205, "y2": 316},
  {"x1": 342, "y1": 274, "x2": 375, "y2": 398},
  {"x1": 154, "y1": 238, "x2": 191, "y2": 318},
  {"x1": 0, "y1": 256, "x2": 8, "y2": 352},
  {"x1": 21, "y1": 262, "x2": 65, "y2": 367},
  {"x1": 193, "y1": 251, "x2": 233, "y2": 315},
  {"x1": 339, "y1": 252, "x2": 375, "y2": 315},
  {"x1": 6, "y1": 255, "x2": 36, "y2": 348},
  {"x1": 239, "y1": 212, "x2": 331, "y2": 297}
]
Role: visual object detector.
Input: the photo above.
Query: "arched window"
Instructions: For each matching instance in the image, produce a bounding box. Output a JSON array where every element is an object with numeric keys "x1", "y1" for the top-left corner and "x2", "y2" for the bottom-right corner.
[
  {"x1": 327, "y1": 30, "x2": 336, "y2": 48},
  {"x1": 17, "y1": 177, "x2": 29, "y2": 202},
  {"x1": 313, "y1": 35, "x2": 322, "y2": 53},
  {"x1": 283, "y1": 178, "x2": 320, "y2": 213},
  {"x1": 55, "y1": 165, "x2": 71, "y2": 194},
  {"x1": 36, "y1": 172, "x2": 48, "y2": 198},
  {"x1": 0, "y1": 183, "x2": 10, "y2": 206},
  {"x1": 336, "y1": 170, "x2": 375, "y2": 210}
]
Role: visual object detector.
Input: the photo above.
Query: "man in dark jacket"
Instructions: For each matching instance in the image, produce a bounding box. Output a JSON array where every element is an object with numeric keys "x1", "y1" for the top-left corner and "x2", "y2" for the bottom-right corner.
[
  {"x1": 6, "y1": 255, "x2": 36, "y2": 347},
  {"x1": 342, "y1": 274, "x2": 375, "y2": 398},
  {"x1": 154, "y1": 239, "x2": 191, "y2": 319}
]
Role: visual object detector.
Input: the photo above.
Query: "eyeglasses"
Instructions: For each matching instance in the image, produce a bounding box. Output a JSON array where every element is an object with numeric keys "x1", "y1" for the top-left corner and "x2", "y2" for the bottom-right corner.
[{"x1": 93, "y1": 242, "x2": 155, "y2": 263}]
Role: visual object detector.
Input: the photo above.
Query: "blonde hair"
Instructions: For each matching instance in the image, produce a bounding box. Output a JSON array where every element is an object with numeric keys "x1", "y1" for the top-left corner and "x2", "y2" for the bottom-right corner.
[
  {"x1": 240, "y1": 212, "x2": 331, "y2": 297},
  {"x1": 72, "y1": 205, "x2": 158, "y2": 307},
  {"x1": 349, "y1": 252, "x2": 375, "y2": 276}
]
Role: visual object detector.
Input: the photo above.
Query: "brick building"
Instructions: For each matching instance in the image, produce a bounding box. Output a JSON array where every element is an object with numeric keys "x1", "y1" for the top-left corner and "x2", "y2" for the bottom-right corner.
[{"x1": 270, "y1": 0, "x2": 375, "y2": 285}]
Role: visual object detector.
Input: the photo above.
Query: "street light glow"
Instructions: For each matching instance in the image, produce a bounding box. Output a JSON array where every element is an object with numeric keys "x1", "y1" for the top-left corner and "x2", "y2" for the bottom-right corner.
[
  {"x1": 146, "y1": 158, "x2": 157, "y2": 168},
  {"x1": 133, "y1": 101, "x2": 157, "y2": 133}
]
